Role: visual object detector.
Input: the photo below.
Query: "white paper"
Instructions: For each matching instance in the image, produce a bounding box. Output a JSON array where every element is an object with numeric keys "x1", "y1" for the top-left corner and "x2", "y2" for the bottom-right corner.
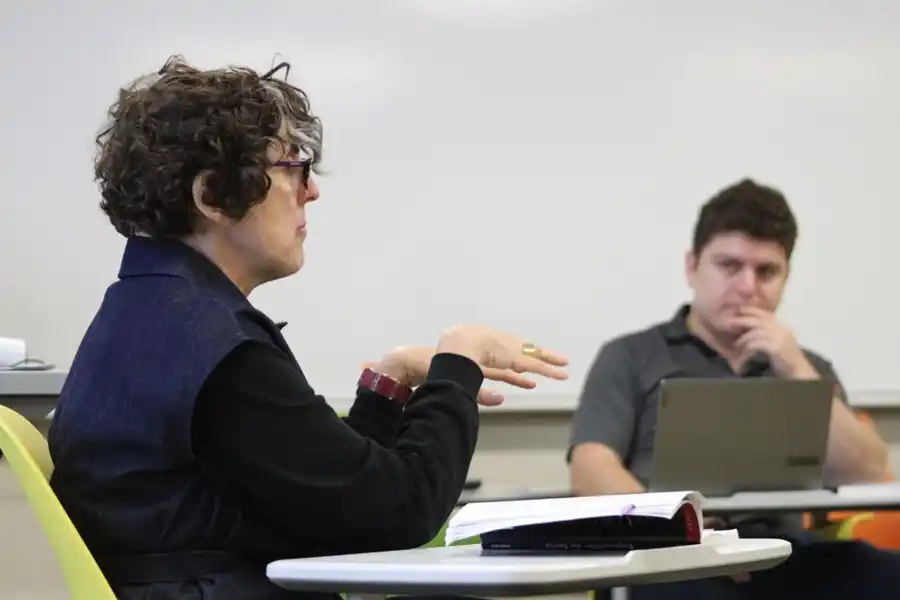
[{"x1": 445, "y1": 490, "x2": 704, "y2": 545}]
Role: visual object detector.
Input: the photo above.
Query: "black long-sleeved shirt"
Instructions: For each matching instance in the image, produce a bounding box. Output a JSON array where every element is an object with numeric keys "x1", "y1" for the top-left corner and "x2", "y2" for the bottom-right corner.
[{"x1": 190, "y1": 341, "x2": 483, "y2": 555}]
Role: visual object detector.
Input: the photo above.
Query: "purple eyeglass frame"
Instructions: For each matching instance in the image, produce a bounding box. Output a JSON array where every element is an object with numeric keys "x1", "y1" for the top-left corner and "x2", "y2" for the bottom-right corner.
[{"x1": 274, "y1": 159, "x2": 311, "y2": 184}]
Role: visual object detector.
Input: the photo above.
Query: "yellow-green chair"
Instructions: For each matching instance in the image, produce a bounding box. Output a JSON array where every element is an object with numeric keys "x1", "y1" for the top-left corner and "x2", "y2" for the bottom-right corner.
[{"x1": 0, "y1": 405, "x2": 116, "y2": 600}]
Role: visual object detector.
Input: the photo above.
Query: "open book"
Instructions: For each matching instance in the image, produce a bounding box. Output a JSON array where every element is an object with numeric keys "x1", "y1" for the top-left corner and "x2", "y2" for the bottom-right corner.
[{"x1": 446, "y1": 491, "x2": 706, "y2": 552}]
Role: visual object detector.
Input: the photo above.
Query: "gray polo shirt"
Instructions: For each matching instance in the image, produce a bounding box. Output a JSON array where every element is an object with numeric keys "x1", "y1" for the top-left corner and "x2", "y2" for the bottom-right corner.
[{"x1": 568, "y1": 305, "x2": 845, "y2": 536}]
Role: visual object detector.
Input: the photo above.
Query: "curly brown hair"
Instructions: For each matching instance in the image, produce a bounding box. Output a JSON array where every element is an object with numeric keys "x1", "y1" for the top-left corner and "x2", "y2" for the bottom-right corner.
[
  {"x1": 692, "y1": 178, "x2": 798, "y2": 259},
  {"x1": 94, "y1": 55, "x2": 323, "y2": 238}
]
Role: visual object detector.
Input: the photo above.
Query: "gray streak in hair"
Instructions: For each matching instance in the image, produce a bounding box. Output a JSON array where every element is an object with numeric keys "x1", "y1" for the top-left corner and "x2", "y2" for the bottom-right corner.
[{"x1": 259, "y1": 79, "x2": 323, "y2": 169}]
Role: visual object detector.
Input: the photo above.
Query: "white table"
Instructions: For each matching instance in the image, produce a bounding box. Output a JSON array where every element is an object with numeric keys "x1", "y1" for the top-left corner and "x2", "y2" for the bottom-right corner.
[
  {"x1": 459, "y1": 483, "x2": 900, "y2": 513},
  {"x1": 267, "y1": 539, "x2": 791, "y2": 598},
  {"x1": 0, "y1": 369, "x2": 66, "y2": 422},
  {"x1": 704, "y1": 483, "x2": 900, "y2": 514},
  {"x1": 458, "y1": 485, "x2": 570, "y2": 506}
]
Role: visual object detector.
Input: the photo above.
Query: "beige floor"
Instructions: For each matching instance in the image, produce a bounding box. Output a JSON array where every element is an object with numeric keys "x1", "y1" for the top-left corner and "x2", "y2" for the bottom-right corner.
[{"x1": 0, "y1": 463, "x2": 67, "y2": 600}]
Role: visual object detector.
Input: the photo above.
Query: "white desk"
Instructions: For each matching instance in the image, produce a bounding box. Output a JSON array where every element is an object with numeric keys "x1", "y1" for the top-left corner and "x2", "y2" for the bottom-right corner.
[
  {"x1": 704, "y1": 483, "x2": 900, "y2": 514},
  {"x1": 459, "y1": 483, "x2": 900, "y2": 513},
  {"x1": 0, "y1": 370, "x2": 66, "y2": 422},
  {"x1": 267, "y1": 539, "x2": 790, "y2": 598},
  {"x1": 458, "y1": 485, "x2": 570, "y2": 505}
]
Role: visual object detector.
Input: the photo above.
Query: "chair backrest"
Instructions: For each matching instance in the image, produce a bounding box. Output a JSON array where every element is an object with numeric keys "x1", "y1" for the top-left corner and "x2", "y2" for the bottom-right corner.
[{"x1": 0, "y1": 405, "x2": 116, "y2": 600}]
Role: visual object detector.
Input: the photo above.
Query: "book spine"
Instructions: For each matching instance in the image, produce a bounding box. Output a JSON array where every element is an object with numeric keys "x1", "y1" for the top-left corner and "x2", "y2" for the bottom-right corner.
[{"x1": 682, "y1": 504, "x2": 701, "y2": 543}]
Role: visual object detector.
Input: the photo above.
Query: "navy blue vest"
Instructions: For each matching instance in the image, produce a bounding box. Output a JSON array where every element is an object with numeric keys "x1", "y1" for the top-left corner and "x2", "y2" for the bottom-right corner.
[{"x1": 48, "y1": 238, "x2": 311, "y2": 596}]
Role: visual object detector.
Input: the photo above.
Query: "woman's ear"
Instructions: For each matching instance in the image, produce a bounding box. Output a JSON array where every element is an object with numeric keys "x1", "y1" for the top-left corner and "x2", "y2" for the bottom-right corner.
[{"x1": 191, "y1": 170, "x2": 227, "y2": 224}]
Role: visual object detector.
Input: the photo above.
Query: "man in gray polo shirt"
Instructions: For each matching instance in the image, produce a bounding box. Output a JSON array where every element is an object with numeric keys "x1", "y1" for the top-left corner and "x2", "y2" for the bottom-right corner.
[{"x1": 568, "y1": 178, "x2": 898, "y2": 600}]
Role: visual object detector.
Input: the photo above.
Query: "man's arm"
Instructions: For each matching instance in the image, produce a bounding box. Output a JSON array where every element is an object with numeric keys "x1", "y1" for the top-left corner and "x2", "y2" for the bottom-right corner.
[
  {"x1": 794, "y1": 356, "x2": 892, "y2": 485},
  {"x1": 568, "y1": 340, "x2": 646, "y2": 496},
  {"x1": 570, "y1": 443, "x2": 645, "y2": 495}
]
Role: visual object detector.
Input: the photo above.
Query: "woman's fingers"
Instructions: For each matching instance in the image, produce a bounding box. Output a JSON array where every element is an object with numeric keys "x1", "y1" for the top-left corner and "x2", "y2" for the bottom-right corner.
[
  {"x1": 513, "y1": 354, "x2": 569, "y2": 380},
  {"x1": 532, "y1": 348, "x2": 569, "y2": 367},
  {"x1": 477, "y1": 388, "x2": 505, "y2": 406},
  {"x1": 505, "y1": 339, "x2": 569, "y2": 378},
  {"x1": 483, "y1": 367, "x2": 538, "y2": 389}
]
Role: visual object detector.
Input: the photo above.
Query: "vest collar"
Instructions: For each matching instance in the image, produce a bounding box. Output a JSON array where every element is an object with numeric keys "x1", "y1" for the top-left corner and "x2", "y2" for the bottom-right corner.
[{"x1": 117, "y1": 237, "x2": 250, "y2": 307}]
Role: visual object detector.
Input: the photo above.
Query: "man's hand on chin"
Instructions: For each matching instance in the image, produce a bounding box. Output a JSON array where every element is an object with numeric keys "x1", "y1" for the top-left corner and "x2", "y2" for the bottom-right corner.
[{"x1": 727, "y1": 307, "x2": 819, "y2": 379}]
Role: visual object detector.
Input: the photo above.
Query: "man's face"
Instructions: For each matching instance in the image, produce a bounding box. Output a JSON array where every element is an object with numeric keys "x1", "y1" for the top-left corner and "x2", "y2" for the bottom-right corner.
[{"x1": 685, "y1": 232, "x2": 790, "y2": 338}]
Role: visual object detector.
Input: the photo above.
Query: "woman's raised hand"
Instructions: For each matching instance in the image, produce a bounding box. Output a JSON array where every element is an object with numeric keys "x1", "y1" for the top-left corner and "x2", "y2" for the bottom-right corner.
[
  {"x1": 436, "y1": 324, "x2": 568, "y2": 388},
  {"x1": 370, "y1": 325, "x2": 569, "y2": 406}
]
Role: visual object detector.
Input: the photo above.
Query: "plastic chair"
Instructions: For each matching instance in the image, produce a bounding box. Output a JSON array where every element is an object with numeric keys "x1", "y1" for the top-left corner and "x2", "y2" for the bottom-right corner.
[{"x1": 0, "y1": 405, "x2": 116, "y2": 600}]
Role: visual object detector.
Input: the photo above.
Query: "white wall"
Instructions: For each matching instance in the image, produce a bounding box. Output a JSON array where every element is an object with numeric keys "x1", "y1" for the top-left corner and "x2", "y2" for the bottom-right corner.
[{"x1": 1, "y1": 0, "x2": 899, "y2": 401}]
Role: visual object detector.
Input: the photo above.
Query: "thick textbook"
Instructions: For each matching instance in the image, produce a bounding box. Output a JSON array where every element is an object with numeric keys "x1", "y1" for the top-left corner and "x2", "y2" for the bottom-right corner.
[{"x1": 446, "y1": 491, "x2": 705, "y2": 553}]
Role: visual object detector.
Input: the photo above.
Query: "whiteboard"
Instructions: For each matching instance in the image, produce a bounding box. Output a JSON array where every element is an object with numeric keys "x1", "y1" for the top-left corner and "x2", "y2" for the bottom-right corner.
[{"x1": 1, "y1": 0, "x2": 898, "y2": 402}]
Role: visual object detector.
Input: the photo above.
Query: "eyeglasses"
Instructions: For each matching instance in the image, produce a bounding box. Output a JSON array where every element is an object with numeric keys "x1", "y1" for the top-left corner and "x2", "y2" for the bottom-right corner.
[{"x1": 273, "y1": 159, "x2": 311, "y2": 186}]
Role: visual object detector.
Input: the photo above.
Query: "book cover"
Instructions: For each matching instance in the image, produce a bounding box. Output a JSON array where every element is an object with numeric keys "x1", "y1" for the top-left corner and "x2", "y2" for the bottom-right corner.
[{"x1": 479, "y1": 504, "x2": 701, "y2": 553}]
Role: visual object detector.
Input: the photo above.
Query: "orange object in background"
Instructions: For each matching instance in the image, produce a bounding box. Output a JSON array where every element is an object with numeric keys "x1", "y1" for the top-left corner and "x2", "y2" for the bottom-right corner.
[{"x1": 805, "y1": 412, "x2": 900, "y2": 549}]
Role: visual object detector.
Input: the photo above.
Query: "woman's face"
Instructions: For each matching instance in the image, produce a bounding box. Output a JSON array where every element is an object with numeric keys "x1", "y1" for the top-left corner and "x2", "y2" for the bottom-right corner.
[{"x1": 224, "y1": 141, "x2": 320, "y2": 286}]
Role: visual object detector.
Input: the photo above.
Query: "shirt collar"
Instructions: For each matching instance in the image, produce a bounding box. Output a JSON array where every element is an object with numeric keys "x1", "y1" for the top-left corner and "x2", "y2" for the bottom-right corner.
[{"x1": 660, "y1": 304, "x2": 693, "y2": 343}]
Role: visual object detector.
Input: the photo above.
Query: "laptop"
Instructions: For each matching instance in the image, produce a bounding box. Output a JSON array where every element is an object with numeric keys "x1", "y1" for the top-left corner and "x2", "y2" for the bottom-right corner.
[{"x1": 647, "y1": 377, "x2": 834, "y2": 497}]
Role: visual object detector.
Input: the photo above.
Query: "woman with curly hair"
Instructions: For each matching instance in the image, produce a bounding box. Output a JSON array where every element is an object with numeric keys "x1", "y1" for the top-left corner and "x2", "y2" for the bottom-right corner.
[{"x1": 47, "y1": 56, "x2": 568, "y2": 600}]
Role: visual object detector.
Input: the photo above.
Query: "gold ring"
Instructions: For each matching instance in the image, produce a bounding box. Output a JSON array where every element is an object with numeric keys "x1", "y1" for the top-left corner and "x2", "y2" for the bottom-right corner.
[{"x1": 521, "y1": 342, "x2": 541, "y2": 357}]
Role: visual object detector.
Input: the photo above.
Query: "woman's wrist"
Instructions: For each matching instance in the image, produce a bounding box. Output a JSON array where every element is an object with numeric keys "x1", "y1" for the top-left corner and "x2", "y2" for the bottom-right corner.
[
  {"x1": 436, "y1": 327, "x2": 485, "y2": 366},
  {"x1": 370, "y1": 350, "x2": 412, "y2": 386}
]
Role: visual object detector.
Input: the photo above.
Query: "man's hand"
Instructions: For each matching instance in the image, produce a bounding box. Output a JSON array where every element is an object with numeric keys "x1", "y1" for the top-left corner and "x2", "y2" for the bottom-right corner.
[
  {"x1": 727, "y1": 307, "x2": 818, "y2": 378},
  {"x1": 703, "y1": 516, "x2": 726, "y2": 529}
]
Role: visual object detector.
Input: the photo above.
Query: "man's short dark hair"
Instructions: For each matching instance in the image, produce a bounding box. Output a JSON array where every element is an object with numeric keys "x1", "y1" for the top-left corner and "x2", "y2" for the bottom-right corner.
[
  {"x1": 692, "y1": 178, "x2": 798, "y2": 258},
  {"x1": 94, "y1": 55, "x2": 323, "y2": 238}
]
